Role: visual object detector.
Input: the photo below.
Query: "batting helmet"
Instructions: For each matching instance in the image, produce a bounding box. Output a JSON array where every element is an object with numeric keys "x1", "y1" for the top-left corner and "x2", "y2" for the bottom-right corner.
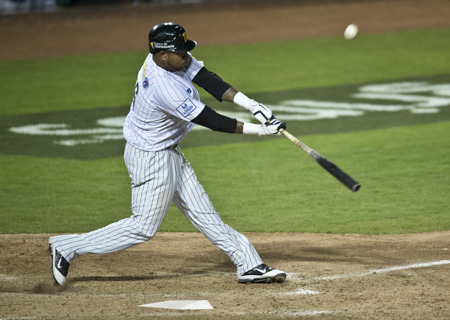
[{"x1": 148, "y1": 22, "x2": 196, "y2": 54}]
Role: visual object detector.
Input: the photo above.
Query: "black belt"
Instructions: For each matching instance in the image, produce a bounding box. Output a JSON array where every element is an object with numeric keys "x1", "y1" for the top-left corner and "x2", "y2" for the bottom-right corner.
[{"x1": 166, "y1": 144, "x2": 178, "y2": 150}]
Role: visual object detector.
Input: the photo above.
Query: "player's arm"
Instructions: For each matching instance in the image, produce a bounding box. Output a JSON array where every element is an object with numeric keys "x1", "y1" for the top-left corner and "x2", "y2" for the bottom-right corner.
[
  {"x1": 191, "y1": 67, "x2": 280, "y2": 125},
  {"x1": 229, "y1": 89, "x2": 277, "y2": 125},
  {"x1": 192, "y1": 67, "x2": 232, "y2": 102},
  {"x1": 191, "y1": 105, "x2": 285, "y2": 135}
]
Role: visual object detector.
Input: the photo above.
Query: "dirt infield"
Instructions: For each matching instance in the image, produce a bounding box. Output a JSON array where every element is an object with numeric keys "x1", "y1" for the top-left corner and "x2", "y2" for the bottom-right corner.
[
  {"x1": 1, "y1": 0, "x2": 450, "y2": 319},
  {"x1": 1, "y1": 232, "x2": 450, "y2": 319}
]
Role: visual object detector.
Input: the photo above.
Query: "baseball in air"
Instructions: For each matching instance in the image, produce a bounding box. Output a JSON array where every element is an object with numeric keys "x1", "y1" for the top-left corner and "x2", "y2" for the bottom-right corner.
[{"x1": 344, "y1": 24, "x2": 359, "y2": 40}]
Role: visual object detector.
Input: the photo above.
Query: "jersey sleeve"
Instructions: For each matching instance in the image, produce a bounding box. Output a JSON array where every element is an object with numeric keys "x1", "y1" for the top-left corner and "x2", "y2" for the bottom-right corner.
[{"x1": 184, "y1": 54, "x2": 204, "y2": 80}]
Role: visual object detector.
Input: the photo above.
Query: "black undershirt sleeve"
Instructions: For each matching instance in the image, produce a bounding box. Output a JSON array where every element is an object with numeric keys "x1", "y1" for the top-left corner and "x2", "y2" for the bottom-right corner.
[
  {"x1": 191, "y1": 105, "x2": 237, "y2": 134},
  {"x1": 192, "y1": 67, "x2": 232, "y2": 102}
]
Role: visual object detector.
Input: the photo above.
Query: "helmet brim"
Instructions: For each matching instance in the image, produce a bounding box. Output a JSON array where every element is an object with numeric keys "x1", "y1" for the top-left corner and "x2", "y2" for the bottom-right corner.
[{"x1": 168, "y1": 40, "x2": 196, "y2": 53}]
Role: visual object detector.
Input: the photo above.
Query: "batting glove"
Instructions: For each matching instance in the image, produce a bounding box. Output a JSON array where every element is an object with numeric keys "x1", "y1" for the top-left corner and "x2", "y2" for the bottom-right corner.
[
  {"x1": 252, "y1": 103, "x2": 273, "y2": 124},
  {"x1": 263, "y1": 116, "x2": 286, "y2": 135}
]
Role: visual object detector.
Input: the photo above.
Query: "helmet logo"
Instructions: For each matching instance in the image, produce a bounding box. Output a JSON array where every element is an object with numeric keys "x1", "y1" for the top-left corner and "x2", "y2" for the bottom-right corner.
[{"x1": 182, "y1": 32, "x2": 187, "y2": 43}]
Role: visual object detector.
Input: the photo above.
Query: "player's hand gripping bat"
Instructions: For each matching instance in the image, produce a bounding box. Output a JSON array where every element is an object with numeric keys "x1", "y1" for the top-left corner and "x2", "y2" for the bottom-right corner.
[{"x1": 279, "y1": 129, "x2": 361, "y2": 192}]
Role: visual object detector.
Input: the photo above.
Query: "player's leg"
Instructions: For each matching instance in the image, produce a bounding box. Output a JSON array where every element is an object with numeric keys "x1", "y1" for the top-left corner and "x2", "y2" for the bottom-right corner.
[
  {"x1": 171, "y1": 149, "x2": 263, "y2": 275},
  {"x1": 49, "y1": 144, "x2": 181, "y2": 284}
]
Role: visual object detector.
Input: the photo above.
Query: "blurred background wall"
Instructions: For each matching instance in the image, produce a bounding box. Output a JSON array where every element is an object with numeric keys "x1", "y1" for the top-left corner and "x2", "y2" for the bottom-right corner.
[
  {"x1": 1, "y1": 0, "x2": 56, "y2": 14},
  {"x1": 1, "y1": 0, "x2": 306, "y2": 15}
]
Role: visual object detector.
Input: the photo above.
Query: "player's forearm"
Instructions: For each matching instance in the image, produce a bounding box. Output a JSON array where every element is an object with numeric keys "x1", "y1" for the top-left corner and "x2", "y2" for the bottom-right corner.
[
  {"x1": 235, "y1": 121, "x2": 244, "y2": 134},
  {"x1": 192, "y1": 106, "x2": 237, "y2": 133},
  {"x1": 221, "y1": 87, "x2": 238, "y2": 103}
]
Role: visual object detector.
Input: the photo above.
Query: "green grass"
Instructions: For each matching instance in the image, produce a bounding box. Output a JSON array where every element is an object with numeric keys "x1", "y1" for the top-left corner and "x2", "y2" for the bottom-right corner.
[
  {"x1": 0, "y1": 154, "x2": 130, "y2": 233},
  {"x1": 1, "y1": 28, "x2": 450, "y2": 116},
  {"x1": 195, "y1": 28, "x2": 450, "y2": 93},
  {"x1": 1, "y1": 27, "x2": 450, "y2": 234},
  {"x1": 0, "y1": 52, "x2": 143, "y2": 116},
  {"x1": 1, "y1": 121, "x2": 449, "y2": 234}
]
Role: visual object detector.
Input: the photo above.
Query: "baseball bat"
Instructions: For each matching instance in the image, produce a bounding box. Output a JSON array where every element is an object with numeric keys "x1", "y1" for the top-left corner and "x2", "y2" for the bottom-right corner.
[{"x1": 280, "y1": 129, "x2": 361, "y2": 192}]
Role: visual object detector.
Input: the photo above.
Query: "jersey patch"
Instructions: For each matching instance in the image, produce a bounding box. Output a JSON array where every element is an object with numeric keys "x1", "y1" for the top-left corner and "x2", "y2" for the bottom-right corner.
[
  {"x1": 176, "y1": 98, "x2": 197, "y2": 118},
  {"x1": 143, "y1": 77, "x2": 149, "y2": 89}
]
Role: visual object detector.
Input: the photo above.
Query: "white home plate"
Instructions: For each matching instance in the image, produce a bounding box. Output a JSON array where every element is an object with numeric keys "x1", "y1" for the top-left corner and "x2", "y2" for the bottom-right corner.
[{"x1": 139, "y1": 300, "x2": 214, "y2": 310}]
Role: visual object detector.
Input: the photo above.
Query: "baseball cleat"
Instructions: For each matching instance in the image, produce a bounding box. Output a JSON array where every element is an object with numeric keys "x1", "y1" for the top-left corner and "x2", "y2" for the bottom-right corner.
[
  {"x1": 49, "y1": 243, "x2": 70, "y2": 286},
  {"x1": 238, "y1": 263, "x2": 286, "y2": 283}
]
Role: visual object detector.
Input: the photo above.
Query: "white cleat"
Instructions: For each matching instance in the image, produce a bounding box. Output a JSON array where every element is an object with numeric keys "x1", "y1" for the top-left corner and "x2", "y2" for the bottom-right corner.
[
  {"x1": 238, "y1": 263, "x2": 286, "y2": 283},
  {"x1": 49, "y1": 243, "x2": 70, "y2": 286}
]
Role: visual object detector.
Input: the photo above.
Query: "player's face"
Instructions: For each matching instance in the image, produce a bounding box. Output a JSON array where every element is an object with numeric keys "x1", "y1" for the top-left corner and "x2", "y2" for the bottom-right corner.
[{"x1": 163, "y1": 51, "x2": 190, "y2": 72}]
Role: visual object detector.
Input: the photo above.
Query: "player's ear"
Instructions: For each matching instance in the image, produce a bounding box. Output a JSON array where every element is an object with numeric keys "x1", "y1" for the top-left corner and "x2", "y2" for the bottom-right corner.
[
  {"x1": 153, "y1": 51, "x2": 168, "y2": 69},
  {"x1": 159, "y1": 51, "x2": 168, "y2": 61}
]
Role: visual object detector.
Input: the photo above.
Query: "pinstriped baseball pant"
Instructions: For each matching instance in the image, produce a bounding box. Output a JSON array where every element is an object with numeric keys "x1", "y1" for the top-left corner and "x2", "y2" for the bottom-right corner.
[{"x1": 50, "y1": 142, "x2": 263, "y2": 276}]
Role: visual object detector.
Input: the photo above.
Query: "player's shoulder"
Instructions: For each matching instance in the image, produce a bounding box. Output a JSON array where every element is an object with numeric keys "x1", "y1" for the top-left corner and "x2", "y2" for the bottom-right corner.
[{"x1": 187, "y1": 54, "x2": 204, "y2": 70}]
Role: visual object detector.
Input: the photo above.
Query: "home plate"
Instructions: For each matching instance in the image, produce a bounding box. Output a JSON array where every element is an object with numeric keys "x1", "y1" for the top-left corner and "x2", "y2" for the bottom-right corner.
[{"x1": 139, "y1": 300, "x2": 214, "y2": 310}]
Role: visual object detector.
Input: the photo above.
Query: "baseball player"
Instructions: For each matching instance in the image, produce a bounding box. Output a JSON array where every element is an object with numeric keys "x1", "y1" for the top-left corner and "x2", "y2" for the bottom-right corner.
[{"x1": 49, "y1": 22, "x2": 287, "y2": 285}]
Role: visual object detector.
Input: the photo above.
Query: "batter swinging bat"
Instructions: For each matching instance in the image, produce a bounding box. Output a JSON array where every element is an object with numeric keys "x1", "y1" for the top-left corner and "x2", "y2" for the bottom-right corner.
[{"x1": 280, "y1": 129, "x2": 361, "y2": 192}]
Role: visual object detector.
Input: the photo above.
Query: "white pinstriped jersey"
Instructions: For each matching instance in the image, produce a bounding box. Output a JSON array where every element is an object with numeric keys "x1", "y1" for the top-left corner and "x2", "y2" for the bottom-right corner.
[{"x1": 123, "y1": 53, "x2": 205, "y2": 151}]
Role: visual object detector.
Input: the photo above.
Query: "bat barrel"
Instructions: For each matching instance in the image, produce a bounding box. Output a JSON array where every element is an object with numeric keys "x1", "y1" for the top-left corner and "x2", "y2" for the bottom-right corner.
[
  {"x1": 316, "y1": 157, "x2": 361, "y2": 192},
  {"x1": 281, "y1": 129, "x2": 361, "y2": 192},
  {"x1": 351, "y1": 183, "x2": 361, "y2": 192}
]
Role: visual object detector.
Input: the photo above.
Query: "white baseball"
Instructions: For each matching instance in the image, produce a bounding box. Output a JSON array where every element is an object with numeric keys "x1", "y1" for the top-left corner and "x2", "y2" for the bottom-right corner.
[{"x1": 344, "y1": 24, "x2": 359, "y2": 40}]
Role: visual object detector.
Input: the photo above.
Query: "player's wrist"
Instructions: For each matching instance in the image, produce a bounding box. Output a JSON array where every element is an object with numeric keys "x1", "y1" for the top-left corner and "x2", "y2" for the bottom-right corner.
[
  {"x1": 233, "y1": 92, "x2": 257, "y2": 113},
  {"x1": 243, "y1": 123, "x2": 265, "y2": 136}
]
